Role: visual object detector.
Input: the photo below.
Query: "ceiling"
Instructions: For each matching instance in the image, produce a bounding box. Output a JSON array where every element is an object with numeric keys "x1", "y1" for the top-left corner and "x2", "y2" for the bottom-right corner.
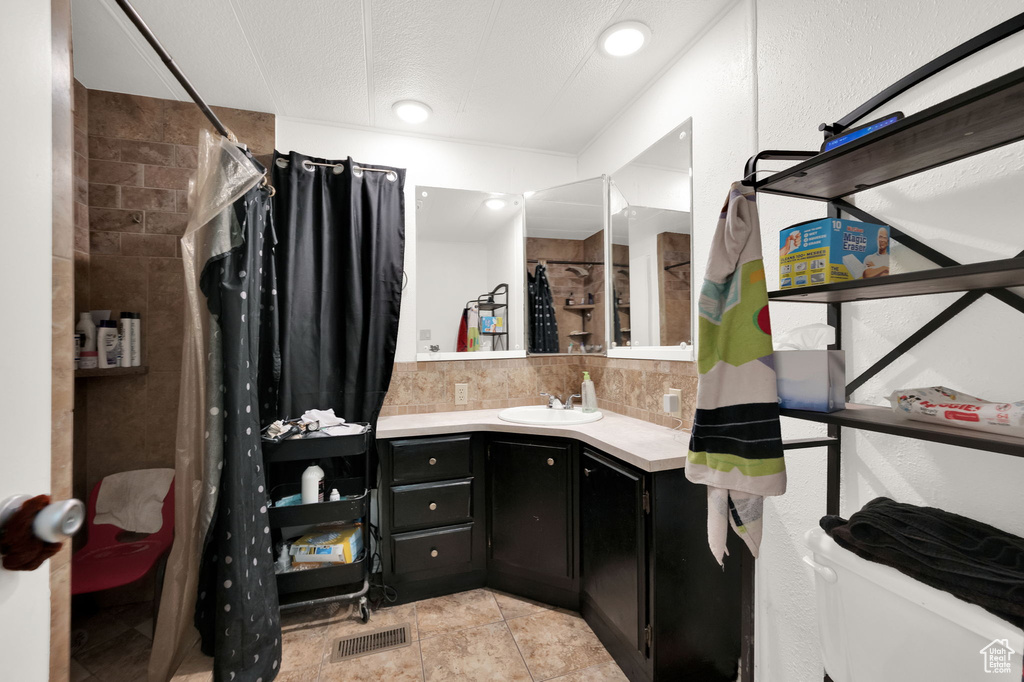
[
  {"x1": 71, "y1": 0, "x2": 731, "y2": 154},
  {"x1": 525, "y1": 177, "x2": 605, "y2": 240},
  {"x1": 416, "y1": 186, "x2": 520, "y2": 243}
]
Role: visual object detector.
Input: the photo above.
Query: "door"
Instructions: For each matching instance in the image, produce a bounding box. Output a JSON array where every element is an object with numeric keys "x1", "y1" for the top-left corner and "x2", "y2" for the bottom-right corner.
[
  {"x1": 0, "y1": 1, "x2": 60, "y2": 677},
  {"x1": 580, "y1": 449, "x2": 646, "y2": 658},
  {"x1": 488, "y1": 438, "x2": 576, "y2": 599}
]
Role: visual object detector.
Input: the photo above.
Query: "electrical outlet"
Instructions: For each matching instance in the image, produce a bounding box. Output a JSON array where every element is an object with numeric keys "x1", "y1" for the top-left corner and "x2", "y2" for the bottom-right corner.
[
  {"x1": 669, "y1": 388, "x2": 683, "y2": 419},
  {"x1": 455, "y1": 383, "x2": 469, "y2": 405}
]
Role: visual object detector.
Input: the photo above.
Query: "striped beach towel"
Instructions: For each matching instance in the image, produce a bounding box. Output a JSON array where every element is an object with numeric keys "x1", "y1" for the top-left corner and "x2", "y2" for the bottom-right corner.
[{"x1": 687, "y1": 182, "x2": 786, "y2": 565}]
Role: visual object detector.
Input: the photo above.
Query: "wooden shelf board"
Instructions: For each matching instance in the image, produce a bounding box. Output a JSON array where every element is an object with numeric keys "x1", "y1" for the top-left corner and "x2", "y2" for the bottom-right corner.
[
  {"x1": 75, "y1": 365, "x2": 149, "y2": 378},
  {"x1": 769, "y1": 258, "x2": 1024, "y2": 303},
  {"x1": 564, "y1": 305, "x2": 595, "y2": 310},
  {"x1": 568, "y1": 331, "x2": 592, "y2": 336},
  {"x1": 756, "y1": 65, "x2": 1024, "y2": 201},
  {"x1": 780, "y1": 403, "x2": 1024, "y2": 457}
]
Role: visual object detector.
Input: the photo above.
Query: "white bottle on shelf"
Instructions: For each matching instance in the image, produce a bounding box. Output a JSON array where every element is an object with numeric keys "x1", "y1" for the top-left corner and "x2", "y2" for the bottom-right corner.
[
  {"x1": 581, "y1": 371, "x2": 597, "y2": 413},
  {"x1": 301, "y1": 464, "x2": 325, "y2": 504},
  {"x1": 76, "y1": 312, "x2": 96, "y2": 352}
]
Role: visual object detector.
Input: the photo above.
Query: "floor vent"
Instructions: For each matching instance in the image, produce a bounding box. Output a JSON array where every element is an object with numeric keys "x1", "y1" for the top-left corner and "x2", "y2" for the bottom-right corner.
[{"x1": 330, "y1": 623, "x2": 412, "y2": 662}]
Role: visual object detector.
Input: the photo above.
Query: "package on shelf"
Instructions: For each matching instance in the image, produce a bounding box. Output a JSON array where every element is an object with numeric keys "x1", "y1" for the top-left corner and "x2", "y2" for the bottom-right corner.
[
  {"x1": 779, "y1": 218, "x2": 890, "y2": 289},
  {"x1": 889, "y1": 386, "x2": 1024, "y2": 438},
  {"x1": 290, "y1": 523, "x2": 363, "y2": 563}
]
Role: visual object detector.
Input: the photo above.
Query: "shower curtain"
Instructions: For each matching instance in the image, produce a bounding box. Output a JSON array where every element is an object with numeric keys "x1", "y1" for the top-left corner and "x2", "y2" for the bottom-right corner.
[
  {"x1": 528, "y1": 263, "x2": 559, "y2": 353},
  {"x1": 150, "y1": 132, "x2": 277, "y2": 682},
  {"x1": 269, "y1": 151, "x2": 406, "y2": 485}
]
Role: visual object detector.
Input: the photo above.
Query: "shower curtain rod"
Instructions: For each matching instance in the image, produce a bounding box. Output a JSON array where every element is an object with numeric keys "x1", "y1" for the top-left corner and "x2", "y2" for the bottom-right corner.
[
  {"x1": 274, "y1": 158, "x2": 397, "y2": 175},
  {"x1": 528, "y1": 259, "x2": 628, "y2": 268},
  {"x1": 113, "y1": 0, "x2": 233, "y2": 142}
]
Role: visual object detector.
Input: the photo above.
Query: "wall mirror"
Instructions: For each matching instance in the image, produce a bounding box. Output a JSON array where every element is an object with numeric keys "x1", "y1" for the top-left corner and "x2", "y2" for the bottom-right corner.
[
  {"x1": 524, "y1": 177, "x2": 608, "y2": 356},
  {"x1": 415, "y1": 186, "x2": 525, "y2": 361},
  {"x1": 608, "y1": 119, "x2": 693, "y2": 360}
]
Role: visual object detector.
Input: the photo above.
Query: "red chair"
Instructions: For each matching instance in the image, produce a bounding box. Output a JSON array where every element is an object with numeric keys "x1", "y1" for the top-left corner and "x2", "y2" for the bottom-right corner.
[{"x1": 72, "y1": 478, "x2": 175, "y2": 597}]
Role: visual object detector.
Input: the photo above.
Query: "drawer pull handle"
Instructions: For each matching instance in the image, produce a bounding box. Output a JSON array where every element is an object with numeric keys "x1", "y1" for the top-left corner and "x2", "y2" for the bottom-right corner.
[
  {"x1": 428, "y1": 457, "x2": 437, "y2": 465},
  {"x1": 430, "y1": 549, "x2": 439, "y2": 558},
  {"x1": 429, "y1": 502, "x2": 437, "y2": 511},
  {"x1": 547, "y1": 458, "x2": 555, "y2": 466}
]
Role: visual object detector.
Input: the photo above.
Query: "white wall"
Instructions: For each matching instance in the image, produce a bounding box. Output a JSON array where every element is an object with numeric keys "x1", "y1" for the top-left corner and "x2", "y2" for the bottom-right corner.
[
  {"x1": 756, "y1": 2, "x2": 1024, "y2": 681},
  {"x1": 578, "y1": 0, "x2": 758, "y2": 330},
  {"x1": 417, "y1": 241, "x2": 489, "y2": 353},
  {"x1": 0, "y1": 0, "x2": 54, "y2": 677},
  {"x1": 486, "y1": 212, "x2": 526, "y2": 351},
  {"x1": 275, "y1": 119, "x2": 578, "y2": 361}
]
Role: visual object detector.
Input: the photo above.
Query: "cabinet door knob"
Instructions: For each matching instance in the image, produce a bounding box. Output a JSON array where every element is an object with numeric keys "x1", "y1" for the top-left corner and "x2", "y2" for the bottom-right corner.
[
  {"x1": 429, "y1": 502, "x2": 437, "y2": 511},
  {"x1": 428, "y1": 457, "x2": 437, "y2": 465},
  {"x1": 430, "y1": 549, "x2": 439, "y2": 558},
  {"x1": 547, "y1": 458, "x2": 555, "y2": 466}
]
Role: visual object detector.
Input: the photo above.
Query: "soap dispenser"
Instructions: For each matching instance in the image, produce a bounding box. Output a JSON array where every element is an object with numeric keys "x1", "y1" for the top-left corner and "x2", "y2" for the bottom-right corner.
[{"x1": 581, "y1": 371, "x2": 597, "y2": 413}]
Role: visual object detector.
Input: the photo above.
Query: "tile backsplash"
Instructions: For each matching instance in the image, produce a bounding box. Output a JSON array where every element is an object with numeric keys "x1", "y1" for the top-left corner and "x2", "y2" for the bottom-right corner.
[{"x1": 382, "y1": 355, "x2": 698, "y2": 430}]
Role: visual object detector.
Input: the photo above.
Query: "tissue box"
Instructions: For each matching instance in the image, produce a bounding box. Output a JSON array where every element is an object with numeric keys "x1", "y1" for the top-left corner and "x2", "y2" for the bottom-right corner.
[
  {"x1": 779, "y1": 218, "x2": 890, "y2": 289},
  {"x1": 481, "y1": 316, "x2": 504, "y2": 333},
  {"x1": 774, "y1": 350, "x2": 845, "y2": 413},
  {"x1": 290, "y1": 524, "x2": 363, "y2": 563}
]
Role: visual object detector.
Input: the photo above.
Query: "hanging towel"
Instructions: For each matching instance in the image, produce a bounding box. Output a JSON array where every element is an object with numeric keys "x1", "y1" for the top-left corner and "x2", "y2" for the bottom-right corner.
[
  {"x1": 822, "y1": 498, "x2": 1024, "y2": 627},
  {"x1": 466, "y1": 304, "x2": 481, "y2": 351},
  {"x1": 528, "y1": 264, "x2": 560, "y2": 353},
  {"x1": 94, "y1": 468, "x2": 175, "y2": 534},
  {"x1": 457, "y1": 308, "x2": 469, "y2": 352},
  {"x1": 687, "y1": 182, "x2": 786, "y2": 565}
]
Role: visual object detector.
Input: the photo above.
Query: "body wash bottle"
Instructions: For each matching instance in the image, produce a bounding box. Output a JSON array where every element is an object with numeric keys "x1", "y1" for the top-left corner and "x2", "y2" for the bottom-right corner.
[
  {"x1": 581, "y1": 371, "x2": 597, "y2": 413},
  {"x1": 301, "y1": 463, "x2": 325, "y2": 504}
]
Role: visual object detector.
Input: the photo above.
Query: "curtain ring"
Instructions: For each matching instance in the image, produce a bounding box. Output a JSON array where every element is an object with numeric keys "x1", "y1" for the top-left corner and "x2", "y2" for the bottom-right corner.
[
  {"x1": 352, "y1": 167, "x2": 364, "y2": 178},
  {"x1": 301, "y1": 160, "x2": 315, "y2": 173},
  {"x1": 332, "y1": 164, "x2": 345, "y2": 175},
  {"x1": 275, "y1": 157, "x2": 289, "y2": 169},
  {"x1": 385, "y1": 171, "x2": 398, "y2": 182}
]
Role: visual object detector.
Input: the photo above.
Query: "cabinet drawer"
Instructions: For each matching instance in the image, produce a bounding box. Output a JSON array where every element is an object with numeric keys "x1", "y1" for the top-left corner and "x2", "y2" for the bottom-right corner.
[
  {"x1": 392, "y1": 524, "x2": 473, "y2": 575},
  {"x1": 391, "y1": 479, "x2": 472, "y2": 531},
  {"x1": 391, "y1": 435, "x2": 472, "y2": 483}
]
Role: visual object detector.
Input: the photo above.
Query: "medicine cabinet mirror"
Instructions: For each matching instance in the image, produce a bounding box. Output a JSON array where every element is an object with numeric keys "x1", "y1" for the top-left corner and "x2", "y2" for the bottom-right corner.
[
  {"x1": 523, "y1": 177, "x2": 609, "y2": 356},
  {"x1": 415, "y1": 186, "x2": 525, "y2": 361},
  {"x1": 608, "y1": 119, "x2": 693, "y2": 361}
]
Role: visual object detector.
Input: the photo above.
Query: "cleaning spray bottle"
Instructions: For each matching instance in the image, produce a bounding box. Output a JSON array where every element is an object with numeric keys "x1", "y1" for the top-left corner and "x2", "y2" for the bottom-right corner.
[{"x1": 581, "y1": 371, "x2": 597, "y2": 413}]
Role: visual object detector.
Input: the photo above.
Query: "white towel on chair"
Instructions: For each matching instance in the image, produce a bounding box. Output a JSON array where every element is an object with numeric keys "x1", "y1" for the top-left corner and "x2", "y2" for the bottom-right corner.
[{"x1": 94, "y1": 468, "x2": 174, "y2": 533}]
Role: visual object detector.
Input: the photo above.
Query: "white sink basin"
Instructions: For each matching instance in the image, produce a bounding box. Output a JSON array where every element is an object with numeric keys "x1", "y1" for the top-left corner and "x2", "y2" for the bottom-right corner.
[{"x1": 497, "y1": 405, "x2": 603, "y2": 425}]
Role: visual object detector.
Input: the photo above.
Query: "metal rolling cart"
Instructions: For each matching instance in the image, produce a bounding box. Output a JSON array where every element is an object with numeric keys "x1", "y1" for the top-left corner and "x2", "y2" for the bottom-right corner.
[
  {"x1": 468, "y1": 283, "x2": 509, "y2": 350},
  {"x1": 263, "y1": 425, "x2": 373, "y2": 622}
]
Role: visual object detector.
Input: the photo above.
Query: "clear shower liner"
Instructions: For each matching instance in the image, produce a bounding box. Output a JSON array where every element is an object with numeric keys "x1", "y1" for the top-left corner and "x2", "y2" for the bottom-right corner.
[{"x1": 148, "y1": 130, "x2": 264, "y2": 682}]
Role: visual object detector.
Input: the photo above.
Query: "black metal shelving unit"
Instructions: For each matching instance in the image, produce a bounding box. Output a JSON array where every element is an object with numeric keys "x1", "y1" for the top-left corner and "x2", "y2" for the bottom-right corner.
[
  {"x1": 263, "y1": 426, "x2": 373, "y2": 616},
  {"x1": 467, "y1": 283, "x2": 509, "y2": 351},
  {"x1": 742, "y1": 13, "x2": 1024, "y2": 682}
]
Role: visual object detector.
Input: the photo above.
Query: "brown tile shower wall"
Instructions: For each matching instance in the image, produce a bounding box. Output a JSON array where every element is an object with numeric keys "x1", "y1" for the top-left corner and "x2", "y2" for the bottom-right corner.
[
  {"x1": 76, "y1": 88, "x2": 274, "y2": 494},
  {"x1": 382, "y1": 356, "x2": 698, "y2": 430},
  {"x1": 657, "y1": 232, "x2": 691, "y2": 346}
]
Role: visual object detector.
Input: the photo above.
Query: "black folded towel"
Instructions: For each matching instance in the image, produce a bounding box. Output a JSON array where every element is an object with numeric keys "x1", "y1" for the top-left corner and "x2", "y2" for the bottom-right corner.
[{"x1": 821, "y1": 497, "x2": 1024, "y2": 628}]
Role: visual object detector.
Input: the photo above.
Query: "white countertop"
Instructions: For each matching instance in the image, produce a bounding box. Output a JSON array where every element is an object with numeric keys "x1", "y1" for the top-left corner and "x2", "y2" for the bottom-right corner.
[{"x1": 376, "y1": 409, "x2": 689, "y2": 472}]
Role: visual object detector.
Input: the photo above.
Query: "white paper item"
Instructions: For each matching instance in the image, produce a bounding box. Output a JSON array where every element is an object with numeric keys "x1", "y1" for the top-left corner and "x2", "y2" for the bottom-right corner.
[
  {"x1": 889, "y1": 386, "x2": 1024, "y2": 438},
  {"x1": 774, "y1": 323, "x2": 835, "y2": 351},
  {"x1": 300, "y1": 408, "x2": 346, "y2": 427}
]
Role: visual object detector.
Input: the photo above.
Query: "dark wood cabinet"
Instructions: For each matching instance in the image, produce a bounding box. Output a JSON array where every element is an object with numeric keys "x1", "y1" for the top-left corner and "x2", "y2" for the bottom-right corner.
[
  {"x1": 487, "y1": 437, "x2": 578, "y2": 609},
  {"x1": 378, "y1": 431, "x2": 740, "y2": 682},
  {"x1": 580, "y1": 449, "x2": 648, "y2": 675},
  {"x1": 379, "y1": 434, "x2": 486, "y2": 601}
]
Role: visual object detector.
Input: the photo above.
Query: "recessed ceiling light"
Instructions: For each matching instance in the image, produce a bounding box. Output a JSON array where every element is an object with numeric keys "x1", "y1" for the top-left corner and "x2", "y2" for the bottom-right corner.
[
  {"x1": 599, "y1": 21, "x2": 650, "y2": 57},
  {"x1": 393, "y1": 100, "x2": 431, "y2": 124},
  {"x1": 485, "y1": 198, "x2": 506, "y2": 211}
]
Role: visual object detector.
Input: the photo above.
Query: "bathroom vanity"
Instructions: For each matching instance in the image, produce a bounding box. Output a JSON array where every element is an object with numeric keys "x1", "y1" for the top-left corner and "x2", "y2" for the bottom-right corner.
[{"x1": 376, "y1": 410, "x2": 741, "y2": 682}]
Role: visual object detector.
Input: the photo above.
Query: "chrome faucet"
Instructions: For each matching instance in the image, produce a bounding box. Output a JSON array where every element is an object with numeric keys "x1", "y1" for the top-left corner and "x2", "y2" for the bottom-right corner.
[
  {"x1": 564, "y1": 394, "x2": 582, "y2": 410},
  {"x1": 540, "y1": 392, "x2": 563, "y2": 409}
]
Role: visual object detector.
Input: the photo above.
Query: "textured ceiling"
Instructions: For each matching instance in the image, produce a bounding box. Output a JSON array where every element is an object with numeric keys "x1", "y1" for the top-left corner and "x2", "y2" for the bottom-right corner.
[
  {"x1": 416, "y1": 186, "x2": 520, "y2": 242},
  {"x1": 72, "y1": 0, "x2": 731, "y2": 154}
]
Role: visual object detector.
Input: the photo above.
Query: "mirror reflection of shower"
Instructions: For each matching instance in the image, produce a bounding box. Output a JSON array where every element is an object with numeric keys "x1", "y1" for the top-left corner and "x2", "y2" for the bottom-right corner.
[
  {"x1": 414, "y1": 186, "x2": 525, "y2": 360},
  {"x1": 610, "y1": 119, "x2": 692, "y2": 350},
  {"x1": 523, "y1": 177, "x2": 608, "y2": 355}
]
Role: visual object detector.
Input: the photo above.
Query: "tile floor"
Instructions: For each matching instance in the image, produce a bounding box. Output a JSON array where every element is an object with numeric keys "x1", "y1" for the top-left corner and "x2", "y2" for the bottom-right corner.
[
  {"x1": 167, "y1": 588, "x2": 628, "y2": 682},
  {"x1": 70, "y1": 601, "x2": 155, "y2": 682}
]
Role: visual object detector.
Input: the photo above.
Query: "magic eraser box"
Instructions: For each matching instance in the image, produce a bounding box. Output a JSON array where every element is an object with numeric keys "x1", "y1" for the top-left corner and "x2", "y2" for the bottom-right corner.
[{"x1": 779, "y1": 218, "x2": 890, "y2": 289}]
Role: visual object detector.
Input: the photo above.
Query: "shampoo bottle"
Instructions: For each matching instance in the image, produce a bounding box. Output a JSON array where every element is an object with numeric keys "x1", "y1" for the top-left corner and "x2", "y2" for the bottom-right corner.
[
  {"x1": 76, "y1": 312, "x2": 96, "y2": 352},
  {"x1": 301, "y1": 463, "x2": 325, "y2": 504},
  {"x1": 97, "y1": 321, "x2": 119, "y2": 369},
  {"x1": 118, "y1": 314, "x2": 133, "y2": 368},
  {"x1": 129, "y1": 313, "x2": 141, "y2": 366},
  {"x1": 581, "y1": 371, "x2": 597, "y2": 413}
]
